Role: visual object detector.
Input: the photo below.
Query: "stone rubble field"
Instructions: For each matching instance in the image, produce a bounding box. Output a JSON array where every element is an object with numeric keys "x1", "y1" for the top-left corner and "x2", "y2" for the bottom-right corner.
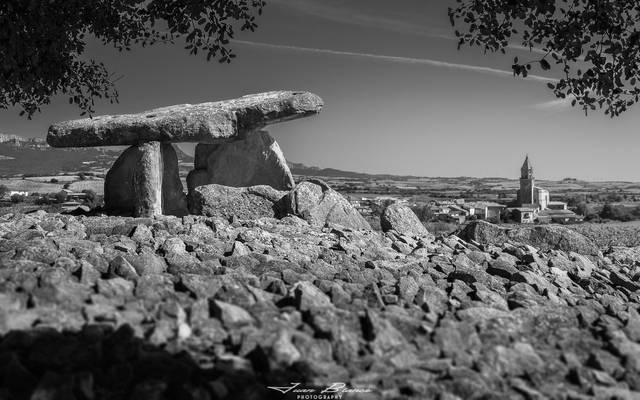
[
  {"x1": 0, "y1": 209, "x2": 639, "y2": 399},
  {"x1": 568, "y1": 222, "x2": 640, "y2": 250}
]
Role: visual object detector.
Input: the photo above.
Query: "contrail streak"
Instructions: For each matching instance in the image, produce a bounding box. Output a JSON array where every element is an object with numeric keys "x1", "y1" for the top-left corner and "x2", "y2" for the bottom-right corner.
[{"x1": 233, "y1": 40, "x2": 555, "y2": 83}]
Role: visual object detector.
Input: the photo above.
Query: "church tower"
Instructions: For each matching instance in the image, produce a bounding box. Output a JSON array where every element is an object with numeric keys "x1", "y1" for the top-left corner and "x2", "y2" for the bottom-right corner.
[{"x1": 519, "y1": 155, "x2": 535, "y2": 205}]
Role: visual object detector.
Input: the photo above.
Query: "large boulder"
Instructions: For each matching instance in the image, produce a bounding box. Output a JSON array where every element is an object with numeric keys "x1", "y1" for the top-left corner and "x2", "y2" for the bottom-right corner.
[
  {"x1": 104, "y1": 142, "x2": 187, "y2": 217},
  {"x1": 187, "y1": 131, "x2": 294, "y2": 193},
  {"x1": 189, "y1": 184, "x2": 287, "y2": 220},
  {"x1": 458, "y1": 221, "x2": 599, "y2": 256},
  {"x1": 47, "y1": 91, "x2": 324, "y2": 147},
  {"x1": 508, "y1": 225, "x2": 600, "y2": 256},
  {"x1": 283, "y1": 180, "x2": 370, "y2": 230},
  {"x1": 458, "y1": 220, "x2": 508, "y2": 245},
  {"x1": 380, "y1": 204, "x2": 429, "y2": 237}
]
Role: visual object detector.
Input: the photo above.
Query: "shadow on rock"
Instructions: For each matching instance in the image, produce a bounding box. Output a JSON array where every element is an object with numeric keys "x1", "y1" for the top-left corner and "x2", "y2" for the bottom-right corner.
[{"x1": 0, "y1": 324, "x2": 316, "y2": 400}]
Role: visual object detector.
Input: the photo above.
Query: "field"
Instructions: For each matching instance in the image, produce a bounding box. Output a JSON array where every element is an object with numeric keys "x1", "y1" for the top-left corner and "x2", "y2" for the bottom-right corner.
[
  {"x1": 0, "y1": 178, "x2": 66, "y2": 193},
  {"x1": 0, "y1": 176, "x2": 104, "y2": 195}
]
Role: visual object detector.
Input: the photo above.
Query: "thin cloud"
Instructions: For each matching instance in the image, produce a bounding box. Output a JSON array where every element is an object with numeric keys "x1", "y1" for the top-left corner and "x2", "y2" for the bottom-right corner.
[
  {"x1": 530, "y1": 98, "x2": 573, "y2": 111},
  {"x1": 233, "y1": 40, "x2": 556, "y2": 83},
  {"x1": 266, "y1": 0, "x2": 550, "y2": 55}
]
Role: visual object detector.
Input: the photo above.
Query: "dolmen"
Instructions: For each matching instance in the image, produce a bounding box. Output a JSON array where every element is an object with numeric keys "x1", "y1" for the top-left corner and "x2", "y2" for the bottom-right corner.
[{"x1": 47, "y1": 91, "x2": 323, "y2": 217}]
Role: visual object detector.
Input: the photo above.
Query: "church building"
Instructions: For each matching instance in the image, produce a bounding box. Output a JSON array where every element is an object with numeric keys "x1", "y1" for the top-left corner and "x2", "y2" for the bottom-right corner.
[
  {"x1": 511, "y1": 155, "x2": 581, "y2": 224},
  {"x1": 517, "y1": 155, "x2": 549, "y2": 210}
]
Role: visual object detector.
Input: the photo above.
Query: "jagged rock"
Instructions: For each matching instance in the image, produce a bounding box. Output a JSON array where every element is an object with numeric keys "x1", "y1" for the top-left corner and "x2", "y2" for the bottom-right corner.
[
  {"x1": 47, "y1": 91, "x2": 324, "y2": 147},
  {"x1": 189, "y1": 184, "x2": 287, "y2": 220},
  {"x1": 610, "y1": 270, "x2": 640, "y2": 292},
  {"x1": 293, "y1": 281, "x2": 332, "y2": 311},
  {"x1": 486, "y1": 259, "x2": 519, "y2": 280},
  {"x1": 209, "y1": 300, "x2": 254, "y2": 328},
  {"x1": 380, "y1": 203, "x2": 429, "y2": 237},
  {"x1": 283, "y1": 179, "x2": 370, "y2": 230},
  {"x1": 187, "y1": 131, "x2": 294, "y2": 193},
  {"x1": 109, "y1": 255, "x2": 138, "y2": 281},
  {"x1": 104, "y1": 142, "x2": 187, "y2": 217}
]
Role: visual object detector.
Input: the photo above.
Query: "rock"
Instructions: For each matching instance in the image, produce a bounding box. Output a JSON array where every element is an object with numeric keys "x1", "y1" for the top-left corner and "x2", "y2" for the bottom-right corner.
[
  {"x1": 459, "y1": 221, "x2": 599, "y2": 256},
  {"x1": 130, "y1": 224, "x2": 154, "y2": 244},
  {"x1": 104, "y1": 142, "x2": 187, "y2": 217},
  {"x1": 610, "y1": 270, "x2": 640, "y2": 292},
  {"x1": 508, "y1": 225, "x2": 600, "y2": 256},
  {"x1": 483, "y1": 342, "x2": 544, "y2": 377},
  {"x1": 283, "y1": 180, "x2": 370, "y2": 230},
  {"x1": 47, "y1": 91, "x2": 324, "y2": 147},
  {"x1": 126, "y1": 249, "x2": 167, "y2": 276},
  {"x1": 361, "y1": 309, "x2": 407, "y2": 355},
  {"x1": 486, "y1": 259, "x2": 519, "y2": 280},
  {"x1": 592, "y1": 386, "x2": 640, "y2": 400},
  {"x1": 606, "y1": 246, "x2": 640, "y2": 265},
  {"x1": 380, "y1": 203, "x2": 429, "y2": 237},
  {"x1": 189, "y1": 184, "x2": 287, "y2": 220},
  {"x1": 209, "y1": 300, "x2": 254, "y2": 328},
  {"x1": 270, "y1": 330, "x2": 301, "y2": 366},
  {"x1": 187, "y1": 131, "x2": 295, "y2": 193},
  {"x1": 293, "y1": 281, "x2": 332, "y2": 311},
  {"x1": 457, "y1": 220, "x2": 508, "y2": 245},
  {"x1": 2, "y1": 210, "x2": 640, "y2": 399},
  {"x1": 109, "y1": 255, "x2": 138, "y2": 281}
]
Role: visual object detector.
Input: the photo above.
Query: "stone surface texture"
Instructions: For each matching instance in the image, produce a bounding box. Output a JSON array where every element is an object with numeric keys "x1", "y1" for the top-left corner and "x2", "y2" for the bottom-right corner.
[
  {"x1": 47, "y1": 91, "x2": 323, "y2": 147},
  {"x1": 283, "y1": 179, "x2": 371, "y2": 230},
  {"x1": 0, "y1": 210, "x2": 639, "y2": 398},
  {"x1": 380, "y1": 203, "x2": 429, "y2": 237},
  {"x1": 189, "y1": 184, "x2": 287, "y2": 220},
  {"x1": 187, "y1": 130, "x2": 294, "y2": 193},
  {"x1": 459, "y1": 220, "x2": 600, "y2": 256},
  {"x1": 104, "y1": 142, "x2": 187, "y2": 217}
]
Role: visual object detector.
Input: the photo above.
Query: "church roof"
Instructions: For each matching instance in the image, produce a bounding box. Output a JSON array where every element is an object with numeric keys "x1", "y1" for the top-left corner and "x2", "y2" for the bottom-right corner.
[{"x1": 521, "y1": 155, "x2": 533, "y2": 178}]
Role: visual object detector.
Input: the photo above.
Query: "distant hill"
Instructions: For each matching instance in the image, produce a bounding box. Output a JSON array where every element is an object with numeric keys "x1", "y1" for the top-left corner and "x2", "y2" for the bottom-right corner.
[
  {"x1": 287, "y1": 162, "x2": 420, "y2": 180},
  {"x1": 0, "y1": 135, "x2": 194, "y2": 177}
]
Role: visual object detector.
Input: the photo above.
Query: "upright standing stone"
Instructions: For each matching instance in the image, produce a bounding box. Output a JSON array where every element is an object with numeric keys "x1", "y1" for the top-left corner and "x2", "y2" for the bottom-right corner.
[
  {"x1": 104, "y1": 142, "x2": 188, "y2": 217},
  {"x1": 187, "y1": 130, "x2": 294, "y2": 193}
]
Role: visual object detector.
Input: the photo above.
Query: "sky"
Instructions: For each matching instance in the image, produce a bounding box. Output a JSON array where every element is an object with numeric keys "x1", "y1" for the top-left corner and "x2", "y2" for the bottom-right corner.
[{"x1": 1, "y1": 0, "x2": 639, "y2": 181}]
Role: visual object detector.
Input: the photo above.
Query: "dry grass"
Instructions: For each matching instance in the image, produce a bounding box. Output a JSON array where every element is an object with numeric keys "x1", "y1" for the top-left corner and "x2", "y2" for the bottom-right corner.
[
  {"x1": 69, "y1": 180, "x2": 104, "y2": 194},
  {"x1": 27, "y1": 175, "x2": 79, "y2": 182},
  {"x1": 0, "y1": 178, "x2": 63, "y2": 193}
]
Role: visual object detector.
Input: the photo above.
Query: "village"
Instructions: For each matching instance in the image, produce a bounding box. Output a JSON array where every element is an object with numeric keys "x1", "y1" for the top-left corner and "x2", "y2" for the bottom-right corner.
[{"x1": 349, "y1": 156, "x2": 585, "y2": 226}]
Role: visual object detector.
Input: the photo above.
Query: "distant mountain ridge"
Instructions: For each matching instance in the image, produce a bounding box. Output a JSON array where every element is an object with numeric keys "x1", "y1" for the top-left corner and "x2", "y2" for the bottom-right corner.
[{"x1": 287, "y1": 162, "x2": 422, "y2": 180}]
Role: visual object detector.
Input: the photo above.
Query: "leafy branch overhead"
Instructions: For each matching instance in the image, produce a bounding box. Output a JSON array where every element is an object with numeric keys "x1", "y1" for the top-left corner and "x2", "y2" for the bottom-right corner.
[
  {"x1": 449, "y1": 0, "x2": 640, "y2": 117},
  {"x1": 0, "y1": 0, "x2": 265, "y2": 118}
]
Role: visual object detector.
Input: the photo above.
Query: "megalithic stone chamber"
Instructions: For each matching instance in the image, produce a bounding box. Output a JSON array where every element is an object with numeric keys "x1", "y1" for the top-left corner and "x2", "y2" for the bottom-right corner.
[{"x1": 46, "y1": 91, "x2": 324, "y2": 217}]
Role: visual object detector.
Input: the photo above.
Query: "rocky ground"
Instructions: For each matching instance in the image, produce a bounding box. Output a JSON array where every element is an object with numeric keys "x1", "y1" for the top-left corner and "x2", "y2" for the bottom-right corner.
[
  {"x1": 568, "y1": 222, "x2": 640, "y2": 249},
  {"x1": 0, "y1": 211, "x2": 639, "y2": 399}
]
